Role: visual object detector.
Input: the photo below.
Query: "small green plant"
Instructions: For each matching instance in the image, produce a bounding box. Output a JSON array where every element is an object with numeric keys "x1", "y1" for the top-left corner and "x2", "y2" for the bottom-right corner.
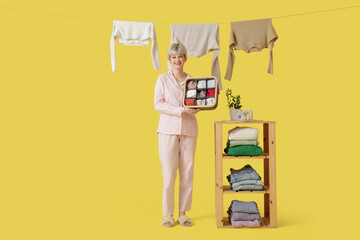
[{"x1": 226, "y1": 88, "x2": 242, "y2": 109}]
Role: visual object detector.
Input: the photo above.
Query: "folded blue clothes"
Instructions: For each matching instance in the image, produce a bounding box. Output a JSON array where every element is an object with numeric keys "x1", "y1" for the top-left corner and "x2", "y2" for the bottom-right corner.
[
  {"x1": 226, "y1": 165, "x2": 261, "y2": 183},
  {"x1": 230, "y1": 164, "x2": 259, "y2": 175},
  {"x1": 231, "y1": 179, "x2": 263, "y2": 186},
  {"x1": 231, "y1": 184, "x2": 264, "y2": 191},
  {"x1": 230, "y1": 200, "x2": 260, "y2": 214}
]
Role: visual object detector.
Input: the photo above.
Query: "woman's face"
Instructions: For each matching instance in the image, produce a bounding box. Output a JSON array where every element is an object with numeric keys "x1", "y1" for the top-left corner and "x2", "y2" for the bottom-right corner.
[{"x1": 169, "y1": 52, "x2": 187, "y2": 70}]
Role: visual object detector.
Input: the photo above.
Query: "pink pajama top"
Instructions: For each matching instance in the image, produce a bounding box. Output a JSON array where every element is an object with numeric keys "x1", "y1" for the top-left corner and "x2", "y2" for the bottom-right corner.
[{"x1": 154, "y1": 72, "x2": 198, "y2": 136}]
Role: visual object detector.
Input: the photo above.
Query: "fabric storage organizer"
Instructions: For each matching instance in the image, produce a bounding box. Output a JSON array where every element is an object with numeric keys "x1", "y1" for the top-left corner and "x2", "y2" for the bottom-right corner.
[{"x1": 183, "y1": 76, "x2": 218, "y2": 110}]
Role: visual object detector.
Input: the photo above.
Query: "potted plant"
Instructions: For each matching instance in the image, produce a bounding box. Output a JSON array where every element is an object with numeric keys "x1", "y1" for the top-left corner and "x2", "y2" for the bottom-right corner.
[{"x1": 226, "y1": 88, "x2": 246, "y2": 121}]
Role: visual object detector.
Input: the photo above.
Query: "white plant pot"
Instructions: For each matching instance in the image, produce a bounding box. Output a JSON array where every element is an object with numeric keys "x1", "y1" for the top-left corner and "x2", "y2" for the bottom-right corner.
[{"x1": 229, "y1": 109, "x2": 246, "y2": 121}]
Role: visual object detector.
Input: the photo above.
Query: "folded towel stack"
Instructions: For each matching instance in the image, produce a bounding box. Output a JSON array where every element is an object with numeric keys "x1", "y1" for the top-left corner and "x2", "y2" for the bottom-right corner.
[
  {"x1": 227, "y1": 200, "x2": 262, "y2": 227},
  {"x1": 224, "y1": 127, "x2": 263, "y2": 156},
  {"x1": 226, "y1": 164, "x2": 264, "y2": 191}
]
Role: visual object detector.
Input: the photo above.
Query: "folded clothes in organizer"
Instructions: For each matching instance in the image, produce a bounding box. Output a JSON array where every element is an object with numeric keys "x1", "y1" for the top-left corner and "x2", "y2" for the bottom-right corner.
[
  {"x1": 206, "y1": 89, "x2": 215, "y2": 97},
  {"x1": 227, "y1": 140, "x2": 259, "y2": 147},
  {"x1": 197, "y1": 90, "x2": 206, "y2": 98},
  {"x1": 187, "y1": 80, "x2": 197, "y2": 89},
  {"x1": 224, "y1": 145, "x2": 263, "y2": 156},
  {"x1": 185, "y1": 98, "x2": 195, "y2": 106},
  {"x1": 207, "y1": 79, "x2": 216, "y2": 88},
  {"x1": 228, "y1": 127, "x2": 258, "y2": 141},
  {"x1": 206, "y1": 97, "x2": 215, "y2": 106},
  {"x1": 197, "y1": 80, "x2": 206, "y2": 89},
  {"x1": 186, "y1": 89, "x2": 197, "y2": 98},
  {"x1": 196, "y1": 99, "x2": 205, "y2": 106}
]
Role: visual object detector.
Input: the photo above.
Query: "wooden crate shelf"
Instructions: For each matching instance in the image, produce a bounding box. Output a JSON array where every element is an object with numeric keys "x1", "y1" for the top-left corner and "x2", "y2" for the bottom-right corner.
[
  {"x1": 222, "y1": 217, "x2": 270, "y2": 228},
  {"x1": 214, "y1": 120, "x2": 277, "y2": 228},
  {"x1": 222, "y1": 153, "x2": 269, "y2": 159},
  {"x1": 223, "y1": 185, "x2": 270, "y2": 194}
]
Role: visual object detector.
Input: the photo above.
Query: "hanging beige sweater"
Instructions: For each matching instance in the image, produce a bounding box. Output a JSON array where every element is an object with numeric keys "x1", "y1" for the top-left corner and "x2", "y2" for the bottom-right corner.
[
  {"x1": 169, "y1": 23, "x2": 222, "y2": 90},
  {"x1": 224, "y1": 18, "x2": 278, "y2": 80}
]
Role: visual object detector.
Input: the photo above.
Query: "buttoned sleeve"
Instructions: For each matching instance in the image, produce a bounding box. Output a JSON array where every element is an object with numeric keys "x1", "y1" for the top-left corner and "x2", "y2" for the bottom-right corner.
[{"x1": 154, "y1": 75, "x2": 184, "y2": 116}]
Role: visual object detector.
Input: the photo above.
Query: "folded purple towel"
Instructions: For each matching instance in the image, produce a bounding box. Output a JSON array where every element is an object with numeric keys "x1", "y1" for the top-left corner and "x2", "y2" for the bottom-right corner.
[
  {"x1": 229, "y1": 219, "x2": 261, "y2": 227},
  {"x1": 228, "y1": 210, "x2": 262, "y2": 221}
]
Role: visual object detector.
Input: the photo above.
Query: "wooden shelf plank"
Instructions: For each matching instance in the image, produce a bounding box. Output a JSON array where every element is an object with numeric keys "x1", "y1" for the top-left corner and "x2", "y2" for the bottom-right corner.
[
  {"x1": 223, "y1": 185, "x2": 269, "y2": 194},
  {"x1": 222, "y1": 153, "x2": 269, "y2": 159},
  {"x1": 222, "y1": 217, "x2": 269, "y2": 228},
  {"x1": 215, "y1": 120, "x2": 275, "y2": 124}
]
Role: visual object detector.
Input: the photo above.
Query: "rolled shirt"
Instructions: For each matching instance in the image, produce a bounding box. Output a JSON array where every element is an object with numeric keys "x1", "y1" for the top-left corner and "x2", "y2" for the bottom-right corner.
[
  {"x1": 196, "y1": 99, "x2": 206, "y2": 106},
  {"x1": 197, "y1": 90, "x2": 206, "y2": 98},
  {"x1": 185, "y1": 98, "x2": 196, "y2": 106},
  {"x1": 206, "y1": 89, "x2": 215, "y2": 97},
  {"x1": 197, "y1": 80, "x2": 206, "y2": 89},
  {"x1": 207, "y1": 79, "x2": 216, "y2": 88},
  {"x1": 187, "y1": 80, "x2": 197, "y2": 89},
  {"x1": 186, "y1": 89, "x2": 197, "y2": 98},
  {"x1": 206, "y1": 97, "x2": 215, "y2": 106}
]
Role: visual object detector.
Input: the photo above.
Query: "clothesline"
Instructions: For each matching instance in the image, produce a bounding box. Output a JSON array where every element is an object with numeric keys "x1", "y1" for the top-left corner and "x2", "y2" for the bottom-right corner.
[{"x1": 0, "y1": 4, "x2": 359, "y2": 23}]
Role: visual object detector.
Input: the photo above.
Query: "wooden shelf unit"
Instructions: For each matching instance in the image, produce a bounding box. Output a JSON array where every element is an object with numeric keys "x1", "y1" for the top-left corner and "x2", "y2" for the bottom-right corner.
[{"x1": 214, "y1": 120, "x2": 277, "y2": 228}]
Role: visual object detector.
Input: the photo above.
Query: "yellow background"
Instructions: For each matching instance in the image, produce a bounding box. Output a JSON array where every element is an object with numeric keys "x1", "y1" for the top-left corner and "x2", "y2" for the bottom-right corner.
[{"x1": 1, "y1": 0, "x2": 360, "y2": 239}]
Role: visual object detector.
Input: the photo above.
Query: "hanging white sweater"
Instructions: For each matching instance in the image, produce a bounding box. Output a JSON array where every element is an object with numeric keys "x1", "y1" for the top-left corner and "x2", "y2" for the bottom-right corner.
[
  {"x1": 169, "y1": 23, "x2": 222, "y2": 90},
  {"x1": 110, "y1": 20, "x2": 161, "y2": 72}
]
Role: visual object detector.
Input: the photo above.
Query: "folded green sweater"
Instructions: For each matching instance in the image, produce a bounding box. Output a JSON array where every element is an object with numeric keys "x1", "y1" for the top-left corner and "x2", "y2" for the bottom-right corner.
[{"x1": 224, "y1": 145, "x2": 263, "y2": 156}]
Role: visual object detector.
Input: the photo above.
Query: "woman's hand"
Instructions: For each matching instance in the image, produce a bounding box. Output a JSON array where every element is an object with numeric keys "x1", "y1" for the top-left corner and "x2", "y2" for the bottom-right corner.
[{"x1": 182, "y1": 108, "x2": 201, "y2": 115}]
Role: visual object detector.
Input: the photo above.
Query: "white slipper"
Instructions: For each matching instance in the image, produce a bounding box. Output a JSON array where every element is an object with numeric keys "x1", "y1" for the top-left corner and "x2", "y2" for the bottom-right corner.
[
  {"x1": 161, "y1": 216, "x2": 175, "y2": 227},
  {"x1": 177, "y1": 215, "x2": 193, "y2": 227}
]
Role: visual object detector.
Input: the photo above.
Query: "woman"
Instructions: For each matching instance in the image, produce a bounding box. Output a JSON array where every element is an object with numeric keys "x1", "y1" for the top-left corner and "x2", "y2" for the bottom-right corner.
[{"x1": 154, "y1": 43, "x2": 200, "y2": 227}]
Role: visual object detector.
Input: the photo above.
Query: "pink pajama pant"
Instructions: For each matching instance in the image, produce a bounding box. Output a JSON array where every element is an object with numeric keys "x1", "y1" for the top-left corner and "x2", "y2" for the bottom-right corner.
[{"x1": 158, "y1": 134, "x2": 197, "y2": 216}]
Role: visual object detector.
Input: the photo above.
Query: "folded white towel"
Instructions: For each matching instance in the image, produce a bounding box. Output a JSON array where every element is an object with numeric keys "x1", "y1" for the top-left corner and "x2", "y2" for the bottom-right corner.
[
  {"x1": 206, "y1": 97, "x2": 215, "y2": 106},
  {"x1": 228, "y1": 127, "x2": 258, "y2": 141}
]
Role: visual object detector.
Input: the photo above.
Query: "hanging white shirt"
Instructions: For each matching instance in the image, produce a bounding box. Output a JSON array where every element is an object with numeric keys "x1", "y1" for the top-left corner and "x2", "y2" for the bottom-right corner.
[{"x1": 110, "y1": 20, "x2": 161, "y2": 72}]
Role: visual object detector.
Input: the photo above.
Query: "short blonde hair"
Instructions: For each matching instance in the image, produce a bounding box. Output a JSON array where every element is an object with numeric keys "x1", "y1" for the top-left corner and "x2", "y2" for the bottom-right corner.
[{"x1": 168, "y1": 43, "x2": 187, "y2": 59}]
